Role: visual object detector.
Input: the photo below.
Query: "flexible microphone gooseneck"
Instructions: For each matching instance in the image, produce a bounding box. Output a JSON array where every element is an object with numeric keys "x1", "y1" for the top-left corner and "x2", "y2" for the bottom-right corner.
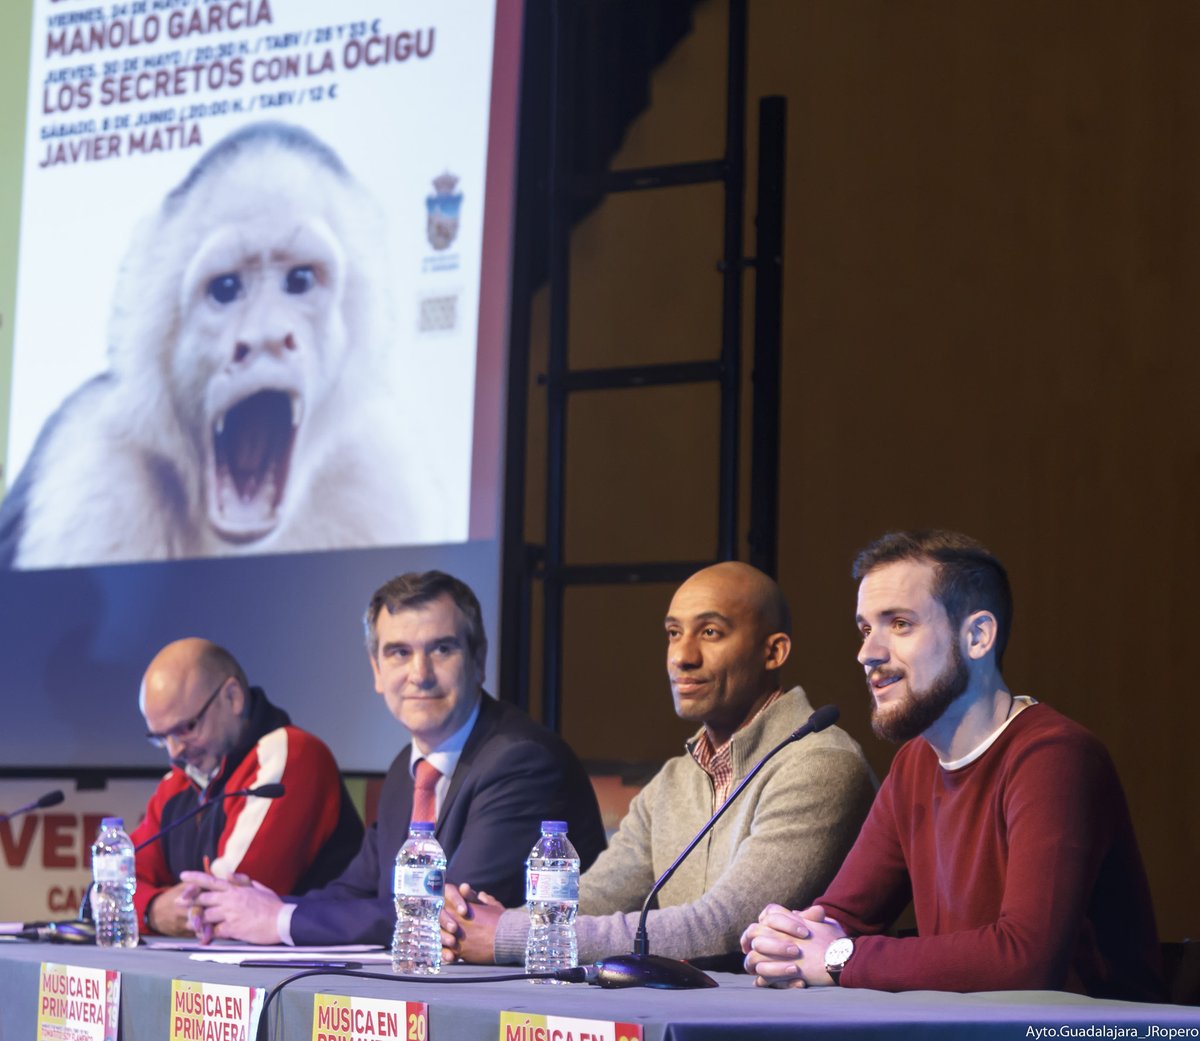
[
  {"x1": 8, "y1": 784, "x2": 285, "y2": 944},
  {"x1": 134, "y1": 782, "x2": 285, "y2": 853},
  {"x1": 0, "y1": 791, "x2": 84, "y2": 943},
  {"x1": 588, "y1": 704, "x2": 842, "y2": 989},
  {"x1": 74, "y1": 782, "x2": 286, "y2": 924},
  {"x1": 0, "y1": 789, "x2": 65, "y2": 822}
]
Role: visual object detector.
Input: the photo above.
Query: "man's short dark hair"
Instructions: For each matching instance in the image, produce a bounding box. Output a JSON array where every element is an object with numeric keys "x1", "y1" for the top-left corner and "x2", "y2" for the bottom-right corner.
[
  {"x1": 852, "y1": 530, "x2": 1013, "y2": 668},
  {"x1": 364, "y1": 571, "x2": 487, "y2": 659}
]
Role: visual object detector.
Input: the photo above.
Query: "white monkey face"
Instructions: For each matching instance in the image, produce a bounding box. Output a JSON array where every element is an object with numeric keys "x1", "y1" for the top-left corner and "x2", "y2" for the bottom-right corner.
[{"x1": 174, "y1": 214, "x2": 348, "y2": 543}]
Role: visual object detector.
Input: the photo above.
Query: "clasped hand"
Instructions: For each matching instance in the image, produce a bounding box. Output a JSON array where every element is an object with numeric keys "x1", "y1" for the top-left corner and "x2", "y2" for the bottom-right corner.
[
  {"x1": 439, "y1": 882, "x2": 505, "y2": 965},
  {"x1": 739, "y1": 903, "x2": 847, "y2": 988},
  {"x1": 176, "y1": 870, "x2": 284, "y2": 945}
]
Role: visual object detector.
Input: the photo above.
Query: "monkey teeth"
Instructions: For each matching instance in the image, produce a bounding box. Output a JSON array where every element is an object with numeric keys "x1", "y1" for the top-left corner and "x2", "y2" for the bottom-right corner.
[{"x1": 208, "y1": 389, "x2": 299, "y2": 542}]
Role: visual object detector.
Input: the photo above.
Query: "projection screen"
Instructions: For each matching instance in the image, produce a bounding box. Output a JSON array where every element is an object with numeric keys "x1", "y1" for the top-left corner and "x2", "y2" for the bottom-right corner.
[{"x1": 0, "y1": 0, "x2": 523, "y2": 772}]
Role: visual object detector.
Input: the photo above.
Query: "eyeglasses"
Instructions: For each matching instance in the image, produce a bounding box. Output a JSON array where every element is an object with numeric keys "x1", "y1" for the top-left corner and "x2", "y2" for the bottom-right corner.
[{"x1": 145, "y1": 679, "x2": 227, "y2": 749}]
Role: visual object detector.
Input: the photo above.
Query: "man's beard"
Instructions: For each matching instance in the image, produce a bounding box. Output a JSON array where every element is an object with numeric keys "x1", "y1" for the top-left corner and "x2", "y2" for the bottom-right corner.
[{"x1": 869, "y1": 642, "x2": 970, "y2": 744}]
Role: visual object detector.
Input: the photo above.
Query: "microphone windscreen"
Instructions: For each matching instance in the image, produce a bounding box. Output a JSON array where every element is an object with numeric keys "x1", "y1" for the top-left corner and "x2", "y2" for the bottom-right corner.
[
  {"x1": 806, "y1": 704, "x2": 840, "y2": 734},
  {"x1": 37, "y1": 790, "x2": 66, "y2": 809},
  {"x1": 247, "y1": 783, "x2": 285, "y2": 799}
]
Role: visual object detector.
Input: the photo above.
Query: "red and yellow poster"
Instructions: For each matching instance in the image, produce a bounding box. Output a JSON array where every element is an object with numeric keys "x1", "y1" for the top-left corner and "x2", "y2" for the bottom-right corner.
[
  {"x1": 498, "y1": 1012, "x2": 642, "y2": 1041},
  {"x1": 36, "y1": 961, "x2": 120, "y2": 1041},
  {"x1": 169, "y1": 978, "x2": 264, "y2": 1041},
  {"x1": 313, "y1": 993, "x2": 428, "y2": 1041}
]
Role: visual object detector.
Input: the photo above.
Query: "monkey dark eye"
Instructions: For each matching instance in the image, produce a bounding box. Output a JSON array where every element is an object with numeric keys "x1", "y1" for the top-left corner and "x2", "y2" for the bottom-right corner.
[
  {"x1": 284, "y1": 266, "x2": 317, "y2": 294},
  {"x1": 207, "y1": 273, "x2": 243, "y2": 304}
]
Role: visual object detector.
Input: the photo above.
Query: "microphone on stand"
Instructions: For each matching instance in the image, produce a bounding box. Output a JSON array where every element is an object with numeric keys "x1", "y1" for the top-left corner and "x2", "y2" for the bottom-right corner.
[
  {"x1": 586, "y1": 704, "x2": 842, "y2": 989},
  {"x1": 74, "y1": 782, "x2": 286, "y2": 924},
  {"x1": 0, "y1": 791, "x2": 90, "y2": 943},
  {"x1": 0, "y1": 791, "x2": 87, "y2": 942},
  {"x1": 134, "y1": 782, "x2": 285, "y2": 852},
  {"x1": 0, "y1": 789, "x2": 65, "y2": 822}
]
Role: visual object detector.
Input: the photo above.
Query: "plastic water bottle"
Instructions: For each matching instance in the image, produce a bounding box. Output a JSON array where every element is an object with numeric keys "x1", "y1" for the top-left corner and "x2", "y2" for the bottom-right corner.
[
  {"x1": 90, "y1": 817, "x2": 138, "y2": 948},
  {"x1": 524, "y1": 820, "x2": 579, "y2": 982},
  {"x1": 392, "y1": 822, "x2": 446, "y2": 974}
]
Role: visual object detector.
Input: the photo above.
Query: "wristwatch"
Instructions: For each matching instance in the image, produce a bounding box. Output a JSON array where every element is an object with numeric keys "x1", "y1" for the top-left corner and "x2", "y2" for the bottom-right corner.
[{"x1": 824, "y1": 937, "x2": 854, "y2": 985}]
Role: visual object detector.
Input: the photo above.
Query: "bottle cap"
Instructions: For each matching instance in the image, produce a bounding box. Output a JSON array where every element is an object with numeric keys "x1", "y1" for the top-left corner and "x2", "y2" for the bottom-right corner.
[
  {"x1": 409, "y1": 821, "x2": 435, "y2": 833},
  {"x1": 101, "y1": 817, "x2": 123, "y2": 828},
  {"x1": 540, "y1": 820, "x2": 567, "y2": 833}
]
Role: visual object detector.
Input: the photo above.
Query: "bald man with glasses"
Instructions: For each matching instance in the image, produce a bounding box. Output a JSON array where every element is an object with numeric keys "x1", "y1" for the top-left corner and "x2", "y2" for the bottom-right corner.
[{"x1": 133, "y1": 638, "x2": 363, "y2": 936}]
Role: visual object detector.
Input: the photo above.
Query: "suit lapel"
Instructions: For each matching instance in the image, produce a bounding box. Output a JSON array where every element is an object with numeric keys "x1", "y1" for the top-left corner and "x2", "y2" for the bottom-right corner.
[{"x1": 436, "y1": 693, "x2": 496, "y2": 832}]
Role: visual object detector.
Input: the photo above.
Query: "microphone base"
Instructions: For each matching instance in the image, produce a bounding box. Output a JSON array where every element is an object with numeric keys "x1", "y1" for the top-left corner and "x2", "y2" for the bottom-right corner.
[
  {"x1": 14, "y1": 920, "x2": 97, "y2": 945},
  {"x1": 589, "y1": 953, "x2": 718, "y2": 989}
]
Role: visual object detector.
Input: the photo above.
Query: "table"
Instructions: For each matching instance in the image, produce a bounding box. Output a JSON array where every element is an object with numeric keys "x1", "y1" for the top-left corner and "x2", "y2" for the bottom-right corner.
[{"x1": 2, "y1": 940, "x2": 1198, "y2": 1040}]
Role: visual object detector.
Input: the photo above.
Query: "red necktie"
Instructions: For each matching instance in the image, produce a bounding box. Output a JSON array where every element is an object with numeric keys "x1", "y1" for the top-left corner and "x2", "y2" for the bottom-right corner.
[{"x1": 411, "y1": 759, "x2": 442, "y2": 825}]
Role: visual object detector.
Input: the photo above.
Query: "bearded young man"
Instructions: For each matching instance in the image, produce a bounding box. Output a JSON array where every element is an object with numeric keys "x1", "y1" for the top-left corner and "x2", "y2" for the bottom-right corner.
[{"x1": 741, "y1": 530, "x2": 1164, "y2": 1001}]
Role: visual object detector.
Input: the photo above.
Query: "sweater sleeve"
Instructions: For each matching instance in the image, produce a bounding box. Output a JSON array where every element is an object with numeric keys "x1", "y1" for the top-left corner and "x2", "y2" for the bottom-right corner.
[
  {"x1": 209, "y1": 728, "x2": 348, "y2": 897},
  {"x1": 813, "y1": 764, "x2": 915, "y2": 941},
  {"x1": 493, "y1": 766, "x2": 663, "y2": 964},
  {"x1": 131, "y1": 774, "x2": 177, "y2": 925},
  {"x1": 496, "y1": 745, "x2": 875, "y2": 965},
  {"x1": 577, "y1": 772, "x2": 661, "y2": 914},
  {"x1": 830, "y1": 728, "x2": 1120, "y2": 992}
]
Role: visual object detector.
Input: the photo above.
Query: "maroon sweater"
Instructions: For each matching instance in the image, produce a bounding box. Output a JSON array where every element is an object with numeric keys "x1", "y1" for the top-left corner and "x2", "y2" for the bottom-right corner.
[{"x1": 820, "y1": 703, "x2": 1163, "y2": 1000}]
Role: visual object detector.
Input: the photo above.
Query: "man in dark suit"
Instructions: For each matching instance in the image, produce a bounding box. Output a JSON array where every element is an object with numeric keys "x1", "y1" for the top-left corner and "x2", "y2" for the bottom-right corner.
[{"x1": 178, "y1": 570, "x2": 606, "y2": 945}]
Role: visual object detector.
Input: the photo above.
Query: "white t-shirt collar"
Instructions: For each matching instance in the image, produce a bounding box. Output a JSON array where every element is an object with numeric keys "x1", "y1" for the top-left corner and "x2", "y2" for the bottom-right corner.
[{"x1": 939, "y1": 695, "x2": 1038, "y2": 771}]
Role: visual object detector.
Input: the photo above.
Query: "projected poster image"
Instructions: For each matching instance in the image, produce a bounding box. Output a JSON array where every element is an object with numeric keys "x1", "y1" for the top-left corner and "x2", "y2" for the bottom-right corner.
[{"x1": 2, "y1": 1, "x2": 503, "y2": 569}]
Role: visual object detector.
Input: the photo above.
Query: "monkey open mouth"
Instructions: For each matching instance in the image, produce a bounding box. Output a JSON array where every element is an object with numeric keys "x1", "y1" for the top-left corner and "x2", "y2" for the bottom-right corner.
[{"x1": 208, "y1": 390, "x2": 302, "y2": 542}]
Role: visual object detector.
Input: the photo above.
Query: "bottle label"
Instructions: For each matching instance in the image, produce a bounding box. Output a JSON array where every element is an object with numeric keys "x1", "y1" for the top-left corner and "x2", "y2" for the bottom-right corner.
[
  {"x1": 526, "y1": 868, "x2": 578, "y2": 902},
  {"x1": 92, "y1": 854, "x2": 132, "y2": 883},
  {"x1": 395, "y1": 866, "x2": 444, "y2": 898}
]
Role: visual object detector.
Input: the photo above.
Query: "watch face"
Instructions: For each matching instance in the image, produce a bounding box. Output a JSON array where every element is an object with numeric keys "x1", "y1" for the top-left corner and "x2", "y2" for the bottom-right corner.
[{"x1": 826, "y1": 937, "x2": 854, "y2": 969}]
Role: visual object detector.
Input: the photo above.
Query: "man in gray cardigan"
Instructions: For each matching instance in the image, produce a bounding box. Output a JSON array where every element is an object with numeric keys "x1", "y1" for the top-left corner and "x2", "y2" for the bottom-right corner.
[{"x1": 441, "y1": 561, "x2": 876, "y2": 967}]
